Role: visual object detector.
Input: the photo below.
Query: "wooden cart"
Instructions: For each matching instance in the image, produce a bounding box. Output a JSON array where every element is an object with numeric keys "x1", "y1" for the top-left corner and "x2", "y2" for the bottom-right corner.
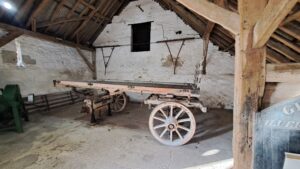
[{"x1": 53, "y1": 80, "x2": 207, "y2": 146}]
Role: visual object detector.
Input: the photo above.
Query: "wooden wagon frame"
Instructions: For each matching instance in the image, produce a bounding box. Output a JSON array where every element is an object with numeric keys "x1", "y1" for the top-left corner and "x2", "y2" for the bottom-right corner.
[{"x1": 53, "y1": 80, "x2": 207, "y2": 146}]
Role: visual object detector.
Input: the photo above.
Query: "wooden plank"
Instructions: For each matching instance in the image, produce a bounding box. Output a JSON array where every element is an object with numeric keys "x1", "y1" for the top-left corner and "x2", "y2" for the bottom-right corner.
[
  {"x1": 0, "y1": 23, "x2": 94, "y2": 51},
  {"x1": 26, "y1": 0, "x2": 51, "y2": 27},
  {"x1": 176, "y1": 0, "x2": 239, "y2": 35},
  {"x1": 0, "y1": 31, "x2": 23, "y2": 47},
  {"x1": 253, "y1": 0, "x2": 298, "y2": 48},
  {"x1": 266, "y1": 63, "x2": 300, "y2": 82}
]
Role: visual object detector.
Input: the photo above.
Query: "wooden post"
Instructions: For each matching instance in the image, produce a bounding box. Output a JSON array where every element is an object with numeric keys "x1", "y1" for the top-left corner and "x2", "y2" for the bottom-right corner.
[{"x1": 233, "y1": 0, "x2": 268, "y2": 169}]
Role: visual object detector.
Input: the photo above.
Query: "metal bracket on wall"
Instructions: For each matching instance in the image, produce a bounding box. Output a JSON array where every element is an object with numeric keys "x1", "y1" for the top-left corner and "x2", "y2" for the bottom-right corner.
[
  {"x1": 101, "y1": 47, "x2": 115, "y2": 75},
  {"x1": 164, "y1": 40, "x2": 185, "y2": 74}
]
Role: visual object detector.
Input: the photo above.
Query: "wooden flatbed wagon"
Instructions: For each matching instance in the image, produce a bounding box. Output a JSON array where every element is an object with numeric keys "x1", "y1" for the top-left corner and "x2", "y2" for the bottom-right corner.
[{"x1": 53, "y1": 80, "x2": 207, "y2": 146}]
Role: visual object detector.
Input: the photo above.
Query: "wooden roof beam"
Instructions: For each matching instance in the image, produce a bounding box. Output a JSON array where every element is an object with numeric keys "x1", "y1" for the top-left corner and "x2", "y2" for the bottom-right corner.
[
  {"x1": 267, "y1": 48, "x2": 291, "y2": 63},
  {"x1": 14, "y1": 0, "x2": 35, "y2": 23},
  {"x1": 56, "y1": 0, "x2": 82, "y2": 34},
  {"x1": 0, "y1": 31, "x2": 23, "y2": 47},
  {"x1": 280, "y1": 22, "x2": 300, "y2": 41},
  {"x1": 271, "y1": 33, "x2": 300, "y2": 53},
  {"x1": 80, "y1": 0, "x2": 96, "y2": 10},
  {"x1": 70, "y1": 1, "x2": 107, "y2": 39},
  {"x1": 176, "y1": 0, "x2": 240, "y2": 35},
  {"x1": 281, "y1": 10, "x2": 300, "y2": 25},
  {"x1": 266, "y1": 63, "x2": 300, "y2": 82},
  {"x1": 45, "y1": 0, "x2": 68, "y2": 32},
  {"x1": 0, "y1": 23, "x2": 94, "y2": 51},
  {"x1": 37, "y1": 16, "x2": 89, "y2": 28},
  {"x1": 267, "y1": 39, "x2": 300, "y2": 62},
  {"x1": 253, "y1": 0, "x2": 298, "y2": 48},
  {"x1": 26, "y1": 0, "x2": 51, "y2": 27}
]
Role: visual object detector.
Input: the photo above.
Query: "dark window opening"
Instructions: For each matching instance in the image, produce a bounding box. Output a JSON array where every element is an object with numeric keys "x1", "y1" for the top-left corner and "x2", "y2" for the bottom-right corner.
[{"x1": 131, "y1": 22, "x2": 151, "y2": 52}]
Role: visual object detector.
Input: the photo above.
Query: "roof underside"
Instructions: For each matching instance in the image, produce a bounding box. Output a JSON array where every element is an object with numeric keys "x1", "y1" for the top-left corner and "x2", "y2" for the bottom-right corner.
[{"x1": 0, "y1": 0, "x2": 299, "y2": 63}]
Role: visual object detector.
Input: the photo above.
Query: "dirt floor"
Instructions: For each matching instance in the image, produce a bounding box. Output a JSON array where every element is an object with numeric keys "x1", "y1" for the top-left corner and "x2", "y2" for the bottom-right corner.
[{"x1": 0, "y1": 102, "x2": 233, "y2": 169}]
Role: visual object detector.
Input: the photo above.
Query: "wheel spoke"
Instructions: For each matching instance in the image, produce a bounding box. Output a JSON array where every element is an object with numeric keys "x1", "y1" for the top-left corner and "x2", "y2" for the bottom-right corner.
[
  {"x1": 154, "y1": 124, "x2": 166, "y2": 130},
  {"x1": 154, "y1": 116, "x2": 166, "y2": 122},
  {"x1": 159, "y1": 109, "x2": 168, "y2": 119},
  {"x1": 170, "y1": 130, "x2": 173, "y2": 142},
  {"x1": 175, "y1": 129, "x2": 183, "y2": 140},
  {"x1": 178, "y1": 125, "x2": 190, "y2": 132},
  {"x1": 175, "y1": 109, "x2": 184, "y2": 119},
  {"x1": 178, "y1": 118, "x2": 191, "y2": 123},
  {"x1": 160, "y1": 128, "x2": 167, "y2": 138},
  {"x1": 169, "y1": 105, "x2": 173, "y2": 117}
]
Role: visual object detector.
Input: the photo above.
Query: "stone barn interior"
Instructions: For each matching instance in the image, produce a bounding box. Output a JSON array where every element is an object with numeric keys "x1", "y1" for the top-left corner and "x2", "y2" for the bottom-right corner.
[{"x1": 0, "y1": 0, "x2": 299, "y2": 169}]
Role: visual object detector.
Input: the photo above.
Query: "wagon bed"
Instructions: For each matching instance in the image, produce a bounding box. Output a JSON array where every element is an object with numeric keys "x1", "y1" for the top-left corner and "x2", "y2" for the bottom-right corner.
[{"x1": 53, "y1": 79, "x2": 207, "y2": 146}]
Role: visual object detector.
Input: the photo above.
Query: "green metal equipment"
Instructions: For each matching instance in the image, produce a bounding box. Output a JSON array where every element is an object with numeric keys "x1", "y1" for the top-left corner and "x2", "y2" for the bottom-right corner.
[{"x1": 0, "y1": 85, "x2": 28, "y2": 132}]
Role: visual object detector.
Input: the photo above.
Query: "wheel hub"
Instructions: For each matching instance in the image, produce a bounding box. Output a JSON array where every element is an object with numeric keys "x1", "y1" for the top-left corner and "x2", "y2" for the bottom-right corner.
[
  {"x1": 166, "y1": 117, "x2": 177, "y2": 130},
  {"x1": 168, "y1": 124, "x2": 175, "y2": 130}
]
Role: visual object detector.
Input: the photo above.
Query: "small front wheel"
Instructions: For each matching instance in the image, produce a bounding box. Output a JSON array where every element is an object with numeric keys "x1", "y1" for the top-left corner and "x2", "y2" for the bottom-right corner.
[
  {"x1": 149, "y1": 102, "x2": 196, "y2": 146},
  {"x1": 110, "y1": 92, "x2": 127, "y2": 113}
]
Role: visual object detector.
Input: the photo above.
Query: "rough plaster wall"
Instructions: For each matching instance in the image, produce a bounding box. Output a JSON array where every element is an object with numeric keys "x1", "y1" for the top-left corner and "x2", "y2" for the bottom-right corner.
[
  {"x1": 94, "y1": 0, "x2": 234, "y2": 109},
  {"x1": 0, "y1": 35, "x2": 93, "y2": 96}
]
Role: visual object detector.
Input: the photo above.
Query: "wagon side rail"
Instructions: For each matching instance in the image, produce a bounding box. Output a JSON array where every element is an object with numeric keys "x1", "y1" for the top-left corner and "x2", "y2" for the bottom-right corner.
[{"x1": 53, "y1": 80, "x2": 200, "y2": 98}]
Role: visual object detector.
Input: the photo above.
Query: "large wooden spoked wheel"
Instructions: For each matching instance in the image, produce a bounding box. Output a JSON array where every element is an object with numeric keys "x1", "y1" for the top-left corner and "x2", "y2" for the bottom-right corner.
[
  {"x1": 110, "y1": 92, "x2": 127, "y2": 113},
  {"x1": 149, "y1": 102, "x2": 196, "y2": 146}
]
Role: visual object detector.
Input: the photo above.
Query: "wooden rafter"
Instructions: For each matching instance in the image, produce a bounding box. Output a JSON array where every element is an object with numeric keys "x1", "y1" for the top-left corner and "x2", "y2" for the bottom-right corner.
[
  {"x1": 280, "y1": 23, "x2": 300, "y2": 41},
  {"x1": 266, "y1": 63, "x2": 300, "y2": 82},
  {"x1": 253, "y1": 0, "x2": 298, "y2": 48},
  {"x1": 14, "y1": 0, "x2": 35, "y2": 23},
  {"x1": 84, "y1": 0, "x2": 121, "y2": 42},
  {"x1": 89, "y1": 0, "x2": 127, "y2": 43},
  {"x1": 63, "y1": 0, "x2": 96, "y2": 39},
  {"x1": 0, "y1": 23, "x2": 94, "y2": 51},
  {"x1": 267, "y1": 48, "x2": 291, "y2": 63},
  {"x1": 37, "y1": 16, "x2": 89, "y2": 28},
  {"x1": 56, "y1": 0, "x2": 82, "y2": 34},
  {"x1": 271, "y1": 33, "x2": 300, "y2": 53},
  {"x1": 176, "y1": 0, "x2": 240, "y2": 34},
  {"x1": 0, "y1": 31, "x2": 23, "y2": 47},
  {"x1": 70, "y1": 1, "x2": 104, "y2": 39},
  {"x1": 267, "y1": 39, "x2": 300, "y2": 62},
  {"x1": 26, "y1": 0, "x2": 51, "y2": 27},
  {"x1": 45, "y1": 0, "x2": 68, "y2": 32},
  {"x1": 80, "y1": 0, "x2": 96, "y2": 10},
  {"x1": 281, "y1": 10, "x2": 300, "y2": 25}
]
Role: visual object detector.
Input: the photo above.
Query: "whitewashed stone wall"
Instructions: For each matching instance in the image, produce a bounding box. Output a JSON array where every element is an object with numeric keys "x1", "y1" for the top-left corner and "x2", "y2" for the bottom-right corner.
[
  {"x1": 94, "y1": 0, "x2": 234, "y2": 109},
  {"x1": 0, "y1": 35, "x2": 93, "y2": 96}
]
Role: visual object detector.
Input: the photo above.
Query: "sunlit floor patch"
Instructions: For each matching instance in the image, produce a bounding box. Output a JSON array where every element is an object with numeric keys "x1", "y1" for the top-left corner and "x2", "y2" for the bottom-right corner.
[{"x1": 184, "y1": 158, "x2": 233, "y2": 169}]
